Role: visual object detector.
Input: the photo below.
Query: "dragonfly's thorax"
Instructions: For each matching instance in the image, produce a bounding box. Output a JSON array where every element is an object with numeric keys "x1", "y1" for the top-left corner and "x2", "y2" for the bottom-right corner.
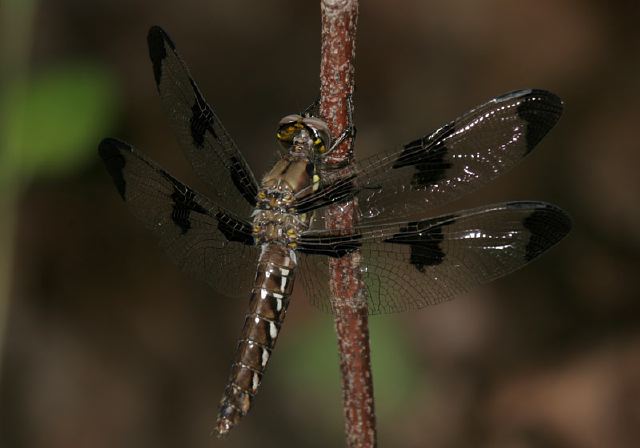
[
  {"x1": 253, "y1": 155, "x2": 317, "y2": 248},
  {"x1": 252, "y1": 209, "x2": 308, "y2": 248}
]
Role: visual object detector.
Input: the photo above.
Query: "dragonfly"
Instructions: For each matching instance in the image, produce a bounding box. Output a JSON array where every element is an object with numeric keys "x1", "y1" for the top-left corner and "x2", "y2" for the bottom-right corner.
[{"x1": 98, "y1": 26, "x2": 571, "y2": 437}]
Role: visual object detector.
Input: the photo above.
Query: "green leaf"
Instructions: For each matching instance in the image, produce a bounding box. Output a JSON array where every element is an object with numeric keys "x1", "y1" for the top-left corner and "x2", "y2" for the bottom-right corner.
[{"x1": 1, "y1": 63, "x2": 119, "y2": 186}]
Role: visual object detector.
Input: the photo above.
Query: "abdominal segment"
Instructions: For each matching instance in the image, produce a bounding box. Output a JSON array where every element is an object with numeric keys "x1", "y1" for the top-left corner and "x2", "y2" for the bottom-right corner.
[{"x1": 215, "y1": 244, "x2": 297, "y2": 437}]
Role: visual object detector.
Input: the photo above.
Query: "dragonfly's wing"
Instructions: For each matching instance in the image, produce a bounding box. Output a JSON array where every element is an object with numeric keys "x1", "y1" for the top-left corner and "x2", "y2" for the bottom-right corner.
[
  {"x1": 99, "y1": 138, "x2": 258, "y2": 298},
  {"x1": 297, "y1": 202, "x2": 571, "y2": 314},
  {"x1": 147, "y1": 26, "x2": 259, "y2": 216},
  {"x1": 296, "y1": 90, "x2": 563, "y2": 226}
]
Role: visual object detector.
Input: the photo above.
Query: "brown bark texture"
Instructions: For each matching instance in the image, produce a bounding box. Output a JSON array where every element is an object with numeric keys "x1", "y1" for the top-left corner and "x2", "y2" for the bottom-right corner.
[{"x1": 319, "y1": 1, "x2": 377, "y2": 447}]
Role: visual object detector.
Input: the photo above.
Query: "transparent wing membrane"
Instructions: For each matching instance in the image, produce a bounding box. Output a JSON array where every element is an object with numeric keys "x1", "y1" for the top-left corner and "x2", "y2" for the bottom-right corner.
[
  {"x1": 298, "y1": 202, "x2": 571, "y2": 314},
  {"x1": 99, "y1": 138, "x2": 258, "y2": 298},
  {"x1": 147, "y1": 26, "x2": 259, "y2": 216},
  {"x1": 296, "y1": 89, "x2": 563, "y2": 226}
]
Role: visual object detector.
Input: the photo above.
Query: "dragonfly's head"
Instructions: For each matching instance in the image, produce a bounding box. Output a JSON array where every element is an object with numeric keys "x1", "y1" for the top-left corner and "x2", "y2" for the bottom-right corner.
[{"x1": 276, "y1": 114, "x2": 331, "y2": 158}]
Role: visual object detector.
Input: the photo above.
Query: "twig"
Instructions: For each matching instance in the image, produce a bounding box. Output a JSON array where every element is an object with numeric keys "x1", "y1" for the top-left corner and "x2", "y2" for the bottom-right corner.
[{"x1": 318, "y1": 1, "x2": 377, "y2": 447}]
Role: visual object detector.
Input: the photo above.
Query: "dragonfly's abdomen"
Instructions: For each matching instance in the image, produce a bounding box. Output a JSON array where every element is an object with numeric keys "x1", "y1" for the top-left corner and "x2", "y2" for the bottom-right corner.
[{"x1": 215, "y1": 243, "x2": 297, "y2": 437}]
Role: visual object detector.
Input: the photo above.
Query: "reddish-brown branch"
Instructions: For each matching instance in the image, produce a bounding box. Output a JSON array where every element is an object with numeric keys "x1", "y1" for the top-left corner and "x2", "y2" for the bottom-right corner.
[{"x1": 319, "y1": 1, "x2": 377, "y2": 447}]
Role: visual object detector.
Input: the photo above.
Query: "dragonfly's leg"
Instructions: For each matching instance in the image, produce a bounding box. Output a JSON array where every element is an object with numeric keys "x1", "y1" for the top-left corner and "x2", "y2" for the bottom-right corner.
[
  {"x1": 302, "y1": 98, "x2": 320, "y2": 117},
  {"x1": 328, "y1": 92, "x2": 356, "y2": 152}
]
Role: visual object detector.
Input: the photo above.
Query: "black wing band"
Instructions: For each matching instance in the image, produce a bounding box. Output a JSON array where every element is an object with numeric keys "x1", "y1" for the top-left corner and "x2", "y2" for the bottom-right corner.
[
  {"x1": 298, "y1": 201, "x2": 571, "y2": 314},
  {"x1": 147, "y1": 26, "x2": 259, "y2": 213},
  {"x1": 99, "y1": 138, "x2": 258, "y2": 298},
  {"x1": 296, "y1": 89, "x2": 563, "y2": 224}
]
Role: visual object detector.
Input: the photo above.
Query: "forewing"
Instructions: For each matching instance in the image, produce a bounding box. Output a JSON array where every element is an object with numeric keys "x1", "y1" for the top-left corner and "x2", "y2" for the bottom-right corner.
[
  {"x1": 147, "y1": 26, "x2": 259, "y2": 216},
  {"x1": 99, "y1": 138, "x2": 258, "y2": 298},
  {"x1": 296, "y1": 90, "x2": 563, "y2": 225},
  {"x1": 298, "y1": 202, "x2": 571, "y2": 314}
]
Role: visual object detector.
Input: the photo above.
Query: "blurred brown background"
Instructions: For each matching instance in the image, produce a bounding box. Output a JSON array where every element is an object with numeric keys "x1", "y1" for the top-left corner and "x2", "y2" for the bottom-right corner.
[{"x1": 1, "y1": 0, "x2": 639, "y2": 447}]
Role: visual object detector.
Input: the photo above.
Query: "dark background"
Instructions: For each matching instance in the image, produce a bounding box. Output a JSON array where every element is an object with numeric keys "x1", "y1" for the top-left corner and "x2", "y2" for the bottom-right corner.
[{"x1": 1, "y1": 1, "x2": 639, "y2": 447}]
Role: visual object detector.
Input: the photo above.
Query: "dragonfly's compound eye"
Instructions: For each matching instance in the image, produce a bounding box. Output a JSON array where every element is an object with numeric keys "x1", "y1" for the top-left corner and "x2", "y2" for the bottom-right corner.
[
  {"x1": 277, "y1": 114, "x2": 332, "y2": 156},
  {"x1": 302, "y1": 117, "x2": 331, "y2": 155},
  {"x1": 276, "y1": 114, "x2": 304, "y2": 148}
]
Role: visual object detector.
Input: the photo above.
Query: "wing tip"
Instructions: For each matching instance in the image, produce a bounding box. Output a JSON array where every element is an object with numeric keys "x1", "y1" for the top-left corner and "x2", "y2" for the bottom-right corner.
[
  {"x1": 523, "y1": 88, "x2": 563, "y2": 116},
  {"x1": 516, "y1": 201, "x2": 572, "y2": 262},
  {"x1": 147, "y1": 25, "x2": 175, "y2": 49},
  {"x1": 98, "y1": 137, "x2": 131, "y2": 200},
  {"x1": 495, "y1": 88, "x2": 563, "y2": 116},
  {"x1": 496, "y1": 88, "x2": 563, "y2": 106},
  {"x1": 98, "y1": 137, "x2": 132, "y2": 157},
  {"x1": 515, "y1": 89, "x2": 563, "y2": 154},
  {"x1": 454, "y1": 201, "x2": 571, "y2": 262},
  {"x1": 147, "y1": 26, "x2": 175, "y2": 86}
]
